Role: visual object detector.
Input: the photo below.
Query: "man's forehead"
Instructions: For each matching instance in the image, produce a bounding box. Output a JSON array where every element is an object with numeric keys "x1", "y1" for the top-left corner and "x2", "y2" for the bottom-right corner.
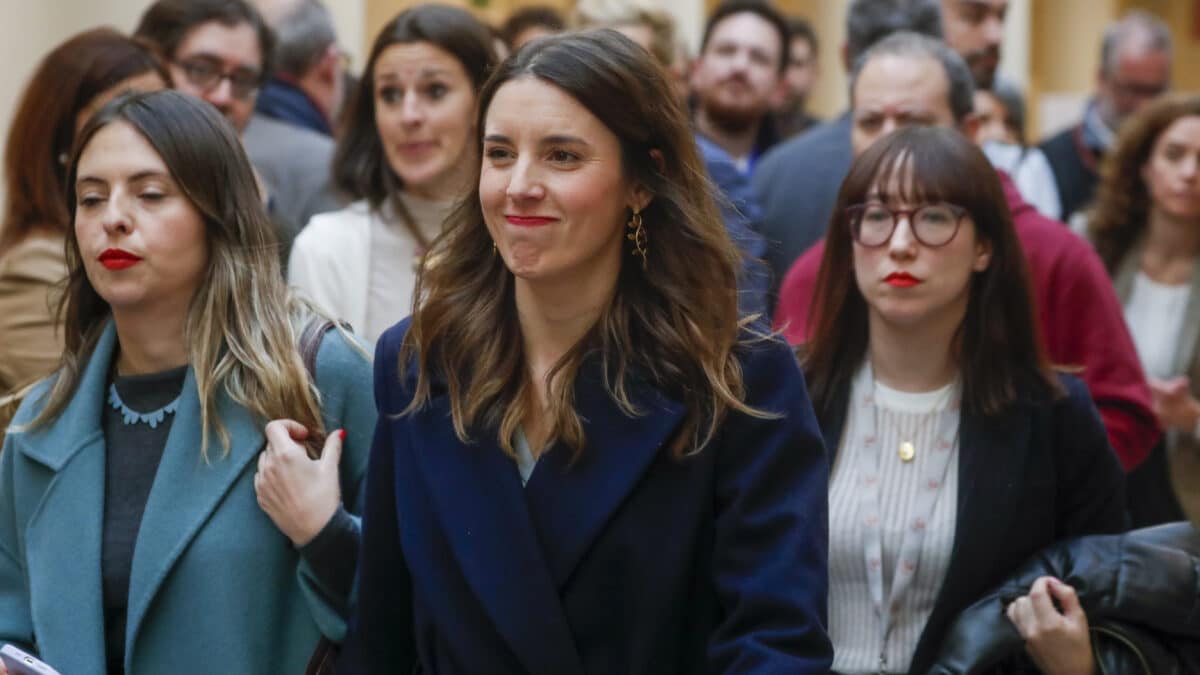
[
  {"x1": 951, "y1": 0, "x2": 1009, "y2": 12},
  {"x1": 707, "y1": 12, "x2": 781, "y2": 52},
  {"x1": 176, "y1": 20, "x2": 263, "y2": 66}
]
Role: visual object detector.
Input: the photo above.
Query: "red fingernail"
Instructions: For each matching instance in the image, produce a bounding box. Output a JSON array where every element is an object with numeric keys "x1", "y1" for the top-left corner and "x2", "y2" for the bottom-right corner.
[{"x1": 338, "y1": 429, "x2": 347, "y2": 440}]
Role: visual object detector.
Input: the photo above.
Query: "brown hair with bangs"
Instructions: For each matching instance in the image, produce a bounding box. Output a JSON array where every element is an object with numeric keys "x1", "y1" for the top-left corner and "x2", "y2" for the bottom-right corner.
[
  {"x1": 399, "y1": 29, "x2": 766, "y2": 458},
  {"x1": 804, "y1": 126, "x2": 1061, "y2": 423},
  {"x1": 1087, "y1": 94, "x2": 1200, "y2": 273}
]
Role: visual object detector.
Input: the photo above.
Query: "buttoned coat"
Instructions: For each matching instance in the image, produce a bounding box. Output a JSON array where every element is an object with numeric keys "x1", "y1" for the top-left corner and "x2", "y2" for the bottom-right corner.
[
  {"x1": 344, "y1": 320, "x2": 834, "y2": 674},
  {"x1": 0, "y1": 322, "x2": 375, "y2": 674}
]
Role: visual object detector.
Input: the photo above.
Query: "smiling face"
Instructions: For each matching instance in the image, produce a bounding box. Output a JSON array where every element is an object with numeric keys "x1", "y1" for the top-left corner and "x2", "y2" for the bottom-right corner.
[
  {"x1": 74, "y1": 121, "x2": 209, "y2": 319},
  {"x1": 373, "y1": 41, "x2": 479, "y2": 201},
  {"x1": 852, "y1": 159, "x2": 991, "y2": 330},
  {"x1": 480, "y1": 77, "x2": 650, "y2": 290},
  {"x1": 1142, "y1": 115, "x2": 1200, "y2": 223}
]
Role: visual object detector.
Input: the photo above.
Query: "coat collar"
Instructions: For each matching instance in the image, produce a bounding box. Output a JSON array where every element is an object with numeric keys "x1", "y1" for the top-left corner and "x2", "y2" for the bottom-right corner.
[
  {"x1": 18, "y1": 321, "x2": 266, "y2": 671},
  {"x1": 821, "y1": 383, "x2": 1034, "y2": 672},
  {"x1": 407, "y1": 358, "x2": 686, "y2": 675}
]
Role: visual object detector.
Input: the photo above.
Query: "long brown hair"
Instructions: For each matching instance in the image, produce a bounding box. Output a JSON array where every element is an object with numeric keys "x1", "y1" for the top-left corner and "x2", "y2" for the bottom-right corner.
[
  {"x1": 804, "y1": 126, "x2": 1061, "y2": 422},
  {"x1": 1, "y1": 28, "x2": 169, "y2": 257},
  {"x1": 29, "y1": 91, "x2": 337, "y2": 456},
  {"x1": 400, "y1": 29, "x2": 766, "y2": 458},
  {"x1": 1087, "y1": 94, "x2": 1200, "y2": 273}
]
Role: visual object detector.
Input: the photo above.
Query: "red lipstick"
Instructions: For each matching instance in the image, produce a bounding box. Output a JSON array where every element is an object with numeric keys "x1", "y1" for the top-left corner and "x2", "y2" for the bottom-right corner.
[
  {"x1": 98, "y1": 248, "x2": 142, "y2": 270},
  {"x1": 885, "y1": 271, "x2": 921, "y2": 288},
  {"x1": 505, "y1": 215, "x2": 558, "y2": 227}
]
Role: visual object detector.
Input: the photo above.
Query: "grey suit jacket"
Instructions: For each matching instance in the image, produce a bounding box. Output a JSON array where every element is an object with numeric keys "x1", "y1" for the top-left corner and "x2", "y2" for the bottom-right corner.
[
  {"x1": 751, "y1": 112, "x2": 853, "y2": 307},
  {"x1": 242, "y1": 114, "x2": 344, "y2": 264}
]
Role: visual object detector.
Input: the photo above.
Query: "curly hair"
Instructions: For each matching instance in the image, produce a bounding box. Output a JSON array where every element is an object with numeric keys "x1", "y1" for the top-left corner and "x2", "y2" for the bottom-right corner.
[{"x1": 1088, "y1": 94, "x2": 1200, "y2": 274}]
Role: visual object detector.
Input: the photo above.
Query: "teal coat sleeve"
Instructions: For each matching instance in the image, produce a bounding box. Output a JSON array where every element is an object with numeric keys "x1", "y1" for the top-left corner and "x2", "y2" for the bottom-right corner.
[{"x1": 297, "y1": 328, "x2": 377, "y2": 641}]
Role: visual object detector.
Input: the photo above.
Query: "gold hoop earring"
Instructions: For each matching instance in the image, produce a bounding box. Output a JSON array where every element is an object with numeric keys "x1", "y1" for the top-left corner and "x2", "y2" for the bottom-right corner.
[{"x1": 626, "y1": 209, "x2": 648, "y2": 270}]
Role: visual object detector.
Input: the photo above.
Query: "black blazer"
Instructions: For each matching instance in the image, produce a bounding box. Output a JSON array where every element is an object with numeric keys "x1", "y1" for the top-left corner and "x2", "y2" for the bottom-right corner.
[{"x1": 819, "y1": 374, "x2": 1128, "y2": 674}]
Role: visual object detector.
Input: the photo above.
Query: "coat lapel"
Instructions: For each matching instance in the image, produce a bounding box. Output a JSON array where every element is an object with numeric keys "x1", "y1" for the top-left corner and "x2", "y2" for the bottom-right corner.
[
  {"x1": 910, "y1": 401, "x2": 1032, "y2": 671},
  {"x1": 409, "y1": 395, "x2": 586, "y2": 675},
  {"x1": 522, "y1": 362, "x2": 687, "y2": 588},
  {"x1": 124, "y1": 369, "x2": 263, "y2": 662},
  {"x1": 19, "y1": 326, "x2": 118, "y2": 673}
]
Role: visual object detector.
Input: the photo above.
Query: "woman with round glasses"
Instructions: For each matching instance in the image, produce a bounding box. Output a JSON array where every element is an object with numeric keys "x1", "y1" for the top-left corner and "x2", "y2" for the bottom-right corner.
[{"x1": 803, "y1": 126, "x2": 1126, "y2": 675}]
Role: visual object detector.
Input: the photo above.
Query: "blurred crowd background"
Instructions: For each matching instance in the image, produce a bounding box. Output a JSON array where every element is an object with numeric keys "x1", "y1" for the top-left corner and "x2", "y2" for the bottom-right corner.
[{"x1": 2, "y1": 0, "x2": 1198, "y2": 210}]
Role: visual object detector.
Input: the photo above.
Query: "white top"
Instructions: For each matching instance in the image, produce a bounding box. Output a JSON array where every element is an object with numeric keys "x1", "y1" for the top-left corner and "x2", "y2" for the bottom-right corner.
[
  {"x1": 288, "y1": 193, "x2": 451, "y2": 344},
  {"x1": 1124, "y1": 271, "x2": 1192, "y2": 380},
  {"x1": 829, "y1": 369, "x2": 960, "y2": 674},
  {"x1": 981, "y1": 141, "x2": 1061, "y2": 220}
]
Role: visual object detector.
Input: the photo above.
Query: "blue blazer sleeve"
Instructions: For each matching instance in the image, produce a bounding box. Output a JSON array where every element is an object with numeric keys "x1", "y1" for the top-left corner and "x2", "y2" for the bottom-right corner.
[
  {"x1": 341, "y1": 322, "x2": 416, "y2": 674},
  {"x1": 707, "y1": 338, "x2": 833, "y2": 673}
]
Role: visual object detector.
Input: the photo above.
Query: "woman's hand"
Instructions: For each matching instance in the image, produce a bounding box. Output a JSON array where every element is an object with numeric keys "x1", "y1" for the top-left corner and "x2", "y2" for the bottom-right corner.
[
  {"x1": 1148, "y1": 376, "x2": 1200, "y2": 433},
  {"x1": 1006, "y1": 576, "x2": 1095, "y2": 675},
  {"x1": 254, "y1": 419, "x2": 345, "y2": 547}
]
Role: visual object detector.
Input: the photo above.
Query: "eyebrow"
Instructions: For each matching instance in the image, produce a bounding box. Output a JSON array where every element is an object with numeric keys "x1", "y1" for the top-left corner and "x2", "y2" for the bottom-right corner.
[
  {"x1": 76, "y1": 170, "x2": 172, "y2": 186},
  {"x1": 376, "y1": 68, "x2": 453, "y2": 81},
  {"x1": 483, "y1": 133, "x2": 590, "y2": 146},
  {"x1": 179, "y1": 51, "x2": 261, "y2": 73}
]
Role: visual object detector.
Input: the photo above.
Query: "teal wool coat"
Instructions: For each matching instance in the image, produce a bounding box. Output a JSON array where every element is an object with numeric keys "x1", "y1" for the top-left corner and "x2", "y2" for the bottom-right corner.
[{"x1": 0, "y1": 322, "x2": 375, "y2": 674}]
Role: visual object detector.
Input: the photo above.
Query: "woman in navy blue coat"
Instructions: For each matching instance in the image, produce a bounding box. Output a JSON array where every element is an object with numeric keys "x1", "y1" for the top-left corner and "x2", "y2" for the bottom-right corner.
[{"x1": 345, "y1": 30, "x2": 833, "y2": 675}]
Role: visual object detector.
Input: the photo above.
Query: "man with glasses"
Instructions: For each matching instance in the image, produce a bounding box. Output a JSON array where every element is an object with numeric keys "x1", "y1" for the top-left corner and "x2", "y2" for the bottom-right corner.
[
  {"x1": 775, "y1": 31, "x2": 1158, "y2": 475},
  {"x1": 135, "y1": 0, "x2": 339, "y2": 268},
  {"x1": 1038, "y1": 10, "x2": 1173, "y2": 226}
]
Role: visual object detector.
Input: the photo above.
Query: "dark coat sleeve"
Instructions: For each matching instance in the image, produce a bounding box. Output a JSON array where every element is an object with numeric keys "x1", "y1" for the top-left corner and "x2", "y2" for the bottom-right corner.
[
  {"x1": 339, "y1": 323, "x2": 417, "y2": 674},
  {"x1": 1051, "y1": 376, "x2": 1129, "y2": 536},
  {"x1": 706, "y1": 338, "x2": 833, "y2": 673}
]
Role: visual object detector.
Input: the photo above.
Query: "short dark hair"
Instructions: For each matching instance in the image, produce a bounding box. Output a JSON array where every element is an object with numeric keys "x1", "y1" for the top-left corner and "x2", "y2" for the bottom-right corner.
[
  {"x1": 134, "y1": 0, "x2": 275, "y2": 78},
  {"x1": 850, "y1": 31, "x2": 975, "y2": 124},
  {"x1": 333, "y1": 4, "x2": 498, "y2": 207},
  {"x1": 787, "y1": 16, "x2": 818, "y2": 55},
  {"x1": 500, "y1": 5, "x2": 566, "y2": 48},
  {"x1": 805, "y1": 126, "x2": 1061, "y2": 421},
  {"x1": 846, "y1": 0, "x2": 941, "y2": 68},
  {"x1": 700, "y1": 0, "x2": 791, "y2": 74}
]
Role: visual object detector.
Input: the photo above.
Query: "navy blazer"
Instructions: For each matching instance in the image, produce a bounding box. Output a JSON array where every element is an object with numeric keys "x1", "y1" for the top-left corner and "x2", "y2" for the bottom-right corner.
[
  {"x1": 819, "y1": 374, "x2": 1128, "y2": 675},
  {"x1": 345, "y1": 320, "x2": 833, "y2": 674}
]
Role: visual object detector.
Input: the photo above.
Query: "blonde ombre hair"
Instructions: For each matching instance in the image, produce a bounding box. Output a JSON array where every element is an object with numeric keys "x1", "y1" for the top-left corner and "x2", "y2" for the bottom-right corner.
[
  {"x1": 30, "y1": 91, "x2": 346, "y2": 457},
  {"x1": 402, "y1": 31, "x2": 770, "y2": 459}
]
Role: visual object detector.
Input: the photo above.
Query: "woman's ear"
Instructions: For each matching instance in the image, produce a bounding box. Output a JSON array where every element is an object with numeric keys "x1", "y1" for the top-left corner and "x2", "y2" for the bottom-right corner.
[
  {"x1": 973, "y1": 238, "x2": 993, "y2": 272},
  {"x1": 629, "y1": 149, "x2": 664, "y2": 213}
]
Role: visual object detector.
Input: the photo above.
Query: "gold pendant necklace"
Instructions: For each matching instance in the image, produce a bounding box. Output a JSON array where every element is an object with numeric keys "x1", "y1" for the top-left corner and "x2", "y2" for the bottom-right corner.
[{"x1": 898, "y1": 441, "x2": 916, "y2": 462}]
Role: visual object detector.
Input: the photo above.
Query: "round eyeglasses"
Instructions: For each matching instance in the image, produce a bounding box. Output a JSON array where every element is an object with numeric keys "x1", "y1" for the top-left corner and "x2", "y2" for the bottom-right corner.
[{"x1": 846, "y1": 202, "x2": 969, "y2": 248}]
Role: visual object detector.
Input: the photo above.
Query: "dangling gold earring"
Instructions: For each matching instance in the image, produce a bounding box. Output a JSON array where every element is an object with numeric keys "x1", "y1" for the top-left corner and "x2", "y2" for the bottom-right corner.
[{"x1": 626, "y1": 208, "x2": 648, "y2": 270}]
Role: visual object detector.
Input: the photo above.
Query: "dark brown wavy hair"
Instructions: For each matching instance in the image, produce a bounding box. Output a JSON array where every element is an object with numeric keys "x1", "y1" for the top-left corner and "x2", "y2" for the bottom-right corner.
[
  {"x1": 804, "y1": 126, "x2": 1061, "y2": 422},
  {"x1": 1087, "y1": 94, "x2": 1200, "y2": 274},
  {"x1": 400, "y1": 29, "x2": 766, "y2": 458}
]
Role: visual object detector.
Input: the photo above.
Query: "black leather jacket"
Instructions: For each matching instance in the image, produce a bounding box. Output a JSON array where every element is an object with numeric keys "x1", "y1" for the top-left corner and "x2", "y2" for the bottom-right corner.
[{"x1": 926, "y1": 523, "x2": 1200, "y2": 674}]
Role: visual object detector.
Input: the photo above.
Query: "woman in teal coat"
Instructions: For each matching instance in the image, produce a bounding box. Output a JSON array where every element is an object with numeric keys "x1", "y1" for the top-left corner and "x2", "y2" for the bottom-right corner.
[{"x1": 0, "y1": 91, "x2": 374, "y2": 674}]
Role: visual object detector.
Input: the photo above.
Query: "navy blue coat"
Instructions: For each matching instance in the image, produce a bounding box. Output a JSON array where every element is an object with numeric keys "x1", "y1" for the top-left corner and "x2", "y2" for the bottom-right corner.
[{"x1": 345, "y1": 320, "x2": 833, "y2": 674}]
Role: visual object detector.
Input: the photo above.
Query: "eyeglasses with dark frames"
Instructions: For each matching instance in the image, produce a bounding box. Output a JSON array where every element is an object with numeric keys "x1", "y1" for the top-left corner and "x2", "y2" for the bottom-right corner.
[
  {"x1": 846, "y1": 201, "x2": 969, "y2": 248},
  {"x1": 173, "y1": 55, "x2": 262, "y2": 101}
]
